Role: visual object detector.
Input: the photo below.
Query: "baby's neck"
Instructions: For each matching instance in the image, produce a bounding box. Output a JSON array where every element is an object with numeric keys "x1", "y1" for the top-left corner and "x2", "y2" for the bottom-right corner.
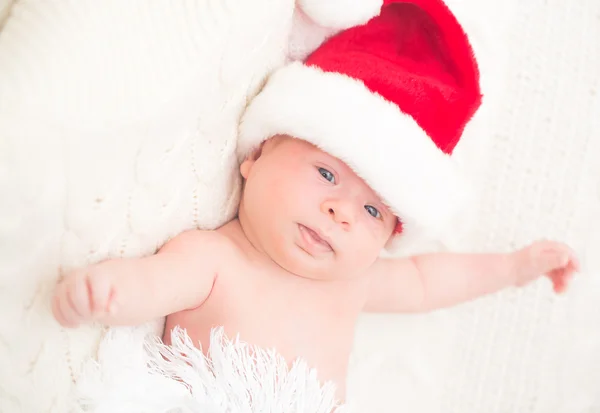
[{"x1": 235, "y1": 205, "x2": 267, "y2": 255}]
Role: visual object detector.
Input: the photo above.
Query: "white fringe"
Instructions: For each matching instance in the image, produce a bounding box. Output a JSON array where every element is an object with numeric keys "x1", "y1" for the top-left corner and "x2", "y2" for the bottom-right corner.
[{"x1": 74, "y1": 326, "x2": 345, "y2": 413}]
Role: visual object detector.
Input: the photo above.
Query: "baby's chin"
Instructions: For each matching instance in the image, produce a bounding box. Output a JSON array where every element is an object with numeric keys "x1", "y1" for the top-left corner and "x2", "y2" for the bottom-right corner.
[
  {"x1": 274, "y1": 246, "x2": 372, "y2": 282},
  {"x1": 271, "y1": 245, "x2": 340, "y2": 281}
]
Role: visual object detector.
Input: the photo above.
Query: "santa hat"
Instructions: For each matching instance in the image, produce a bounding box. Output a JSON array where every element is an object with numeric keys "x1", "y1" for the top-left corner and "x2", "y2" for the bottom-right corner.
[{"x1": 238, "y1": 0, "x2": 482, "y2": 252}]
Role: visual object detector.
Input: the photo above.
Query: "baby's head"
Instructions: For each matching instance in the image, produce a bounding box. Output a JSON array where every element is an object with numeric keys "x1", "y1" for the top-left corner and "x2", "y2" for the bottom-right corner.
[
  {"x1": 238, "y1": 135, "x2": 399, "y2": 280},
  {"x1": 237, "y1": 0, "x2": 481, "y2": 278}
]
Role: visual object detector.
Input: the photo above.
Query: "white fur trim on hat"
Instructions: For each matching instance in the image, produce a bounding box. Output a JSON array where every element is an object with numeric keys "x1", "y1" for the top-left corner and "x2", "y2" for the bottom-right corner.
[
  {"x1": 297, "y1": 0, "x2": 382, "y2": 29},
  {"x1": 238, "y1": 62, "x2": 472, "y2": 253}
]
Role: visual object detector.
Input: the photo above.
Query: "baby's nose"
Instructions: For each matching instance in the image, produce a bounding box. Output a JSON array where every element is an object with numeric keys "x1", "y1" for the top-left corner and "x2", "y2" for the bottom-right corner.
[{"x1": 321, "y1": 199, "x2": 356, "y2": 228}]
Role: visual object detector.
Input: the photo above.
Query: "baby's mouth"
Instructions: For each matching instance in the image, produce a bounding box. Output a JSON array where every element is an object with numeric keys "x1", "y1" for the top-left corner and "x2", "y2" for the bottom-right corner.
[{"x1": 298, "y1": 224, "x2": 333, "y2": 253}]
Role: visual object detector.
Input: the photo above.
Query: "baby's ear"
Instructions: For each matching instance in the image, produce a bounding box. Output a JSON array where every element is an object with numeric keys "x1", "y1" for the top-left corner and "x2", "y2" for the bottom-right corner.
[{"x1": 240, "y1": 146, "x2": 263, "y2": 179}]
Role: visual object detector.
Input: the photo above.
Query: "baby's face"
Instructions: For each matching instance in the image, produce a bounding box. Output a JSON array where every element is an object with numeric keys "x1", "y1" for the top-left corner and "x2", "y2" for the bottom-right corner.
[{"x1": 239, "y1": 136, "x2": 396, "y2": 280}]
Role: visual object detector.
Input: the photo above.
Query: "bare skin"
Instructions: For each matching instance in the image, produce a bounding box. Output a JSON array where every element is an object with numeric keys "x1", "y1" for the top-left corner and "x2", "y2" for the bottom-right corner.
[{"x1": 52, "y1": 136, "x2": 580, "y2": 401}]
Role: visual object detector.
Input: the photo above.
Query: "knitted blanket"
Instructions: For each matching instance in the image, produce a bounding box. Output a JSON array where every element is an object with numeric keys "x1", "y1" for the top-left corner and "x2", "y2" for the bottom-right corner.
[
  {"x1": 1, "y1": 1, "x2": 599, "y2": 413},
  {"x1": 0, "y1": 1, "x2": 294, "y2": 411},
  {"x1": 0, "y1": 0, "x2": 13, "y2": 29}
]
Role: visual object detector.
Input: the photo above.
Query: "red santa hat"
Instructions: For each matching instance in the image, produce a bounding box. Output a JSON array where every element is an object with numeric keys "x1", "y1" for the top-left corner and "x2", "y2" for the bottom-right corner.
[{"x1": 238, "y1": 0, "x2": 482, "y2": 252}]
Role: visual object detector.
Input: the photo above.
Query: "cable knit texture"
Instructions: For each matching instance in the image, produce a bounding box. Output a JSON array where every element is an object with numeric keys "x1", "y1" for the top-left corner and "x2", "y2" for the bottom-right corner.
[
  {"x1": 1, "y1": 0, "x2": 599, "y2": 413},
  {"x1": 0, "y1": 0, "x2": 14, "y2": 29},
  {"x1": 0, "y1": 1, "x2": 295, "y2": 412}
]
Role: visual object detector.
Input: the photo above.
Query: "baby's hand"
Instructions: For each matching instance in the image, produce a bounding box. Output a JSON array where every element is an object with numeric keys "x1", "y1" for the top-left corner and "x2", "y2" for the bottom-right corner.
[
  {"x1": 514, "y1": 240, "x2": 580, "y2": 293},
  {"x1": 52, "y1": 267, "x2": 116, "y2": 328}
]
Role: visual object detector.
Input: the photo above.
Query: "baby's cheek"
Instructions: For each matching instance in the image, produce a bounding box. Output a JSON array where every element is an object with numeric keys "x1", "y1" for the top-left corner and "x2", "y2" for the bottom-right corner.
[
  {"x1": 362, "y1": 220, "x2": 390, "y2": 248},
  {"x1": 344, "y1": 240, "x2": 380, "y2": 272}
]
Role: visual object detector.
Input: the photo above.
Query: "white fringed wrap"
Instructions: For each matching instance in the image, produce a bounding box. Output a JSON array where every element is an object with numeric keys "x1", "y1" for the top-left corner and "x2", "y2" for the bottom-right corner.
[{"x1": 75, "y1": 327, "x2": 343, "y2": 413}]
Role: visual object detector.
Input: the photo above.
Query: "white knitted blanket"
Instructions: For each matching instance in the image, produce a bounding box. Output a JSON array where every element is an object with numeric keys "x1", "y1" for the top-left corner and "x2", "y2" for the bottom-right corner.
[{"x1": 1, "y1": 0, "x2": 599, "y2": 413}]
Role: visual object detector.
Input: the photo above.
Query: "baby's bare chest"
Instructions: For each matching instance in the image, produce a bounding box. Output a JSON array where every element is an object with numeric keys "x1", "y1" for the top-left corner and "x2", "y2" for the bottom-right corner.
[{"x1": 164, "y1": 267, "x2": 361, "y2": 388}]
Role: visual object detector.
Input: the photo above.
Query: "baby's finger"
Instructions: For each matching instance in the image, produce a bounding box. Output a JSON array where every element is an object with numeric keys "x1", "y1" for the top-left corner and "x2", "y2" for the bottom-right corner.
[
  {"x1": 88, "y1": 274, "x2": 113, "y2": 315},
  {"x1": 564, "y1": 264, "x2": 577, "y2": 279},
  {"x1": 57, "y1": 291, "x2": 81, "y2": 328},
  {"x1": 548, "y1": 267, "x2": 566, "y2": 279},
  {"x1": 553, "y1": 280, "x2": 567, "y2": 294},
  {"x1": 540, "y1": 250, "x2": 568, "y2": 272},
  {"x1": 69, "y1": 276, "x2": 91, "y2": 319},
  {"x1": 569, "y1": 255, "x2": 581, "y2": 273},
  {"x1": 559, "y1": 244, "x2": 580, "y2": 272},
  {"x1": 558, "y1": 250, "x2": 570, "y2": 267},
  {"x1": 51, "y1": 283, "x2": 73, "y2": 325},
  {"x1": 51, "y1": 293, "x2": 66, "y2": 325},
  {"x1": 553, "y1": 272, "x2": 573, "y2": 293}
]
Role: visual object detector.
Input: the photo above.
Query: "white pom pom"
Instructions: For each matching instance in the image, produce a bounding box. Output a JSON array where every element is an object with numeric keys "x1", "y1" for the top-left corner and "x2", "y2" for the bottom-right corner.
[{"x1": 297, "y1": 0, "x2": 382, "y2": 29}]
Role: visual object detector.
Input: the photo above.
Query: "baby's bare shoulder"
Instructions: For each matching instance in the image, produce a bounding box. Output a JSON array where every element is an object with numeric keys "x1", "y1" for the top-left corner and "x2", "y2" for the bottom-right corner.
[{"x1": 159, "y1": 229, "x2": 236, "y2": 259}]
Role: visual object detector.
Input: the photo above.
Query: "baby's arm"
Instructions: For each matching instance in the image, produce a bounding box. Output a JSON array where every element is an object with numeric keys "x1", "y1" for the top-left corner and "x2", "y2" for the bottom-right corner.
[
  {"x1": 52, "y1": 230, "x2": 228, "y2": 327},
  {"x1": 364, "y1": 240, "x2": 579, "y2": 313}
]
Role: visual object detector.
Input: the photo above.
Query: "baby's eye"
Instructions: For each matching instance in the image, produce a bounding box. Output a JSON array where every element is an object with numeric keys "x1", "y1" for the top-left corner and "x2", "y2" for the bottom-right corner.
[
  {"x1": 318, "y1": 167, "x2": 335, "y2": 183},
  {"x1": 365, "y1": 205, "x2": 381, "y2": 218}
]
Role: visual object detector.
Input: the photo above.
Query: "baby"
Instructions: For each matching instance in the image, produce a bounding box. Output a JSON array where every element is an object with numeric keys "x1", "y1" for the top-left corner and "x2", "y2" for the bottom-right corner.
[
  {"x1": 52, "y1": 134, "x2": 578, "y2": 401},
  {"x1": 52, "y1": 0, "x2": 579, "y2": 403}
]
